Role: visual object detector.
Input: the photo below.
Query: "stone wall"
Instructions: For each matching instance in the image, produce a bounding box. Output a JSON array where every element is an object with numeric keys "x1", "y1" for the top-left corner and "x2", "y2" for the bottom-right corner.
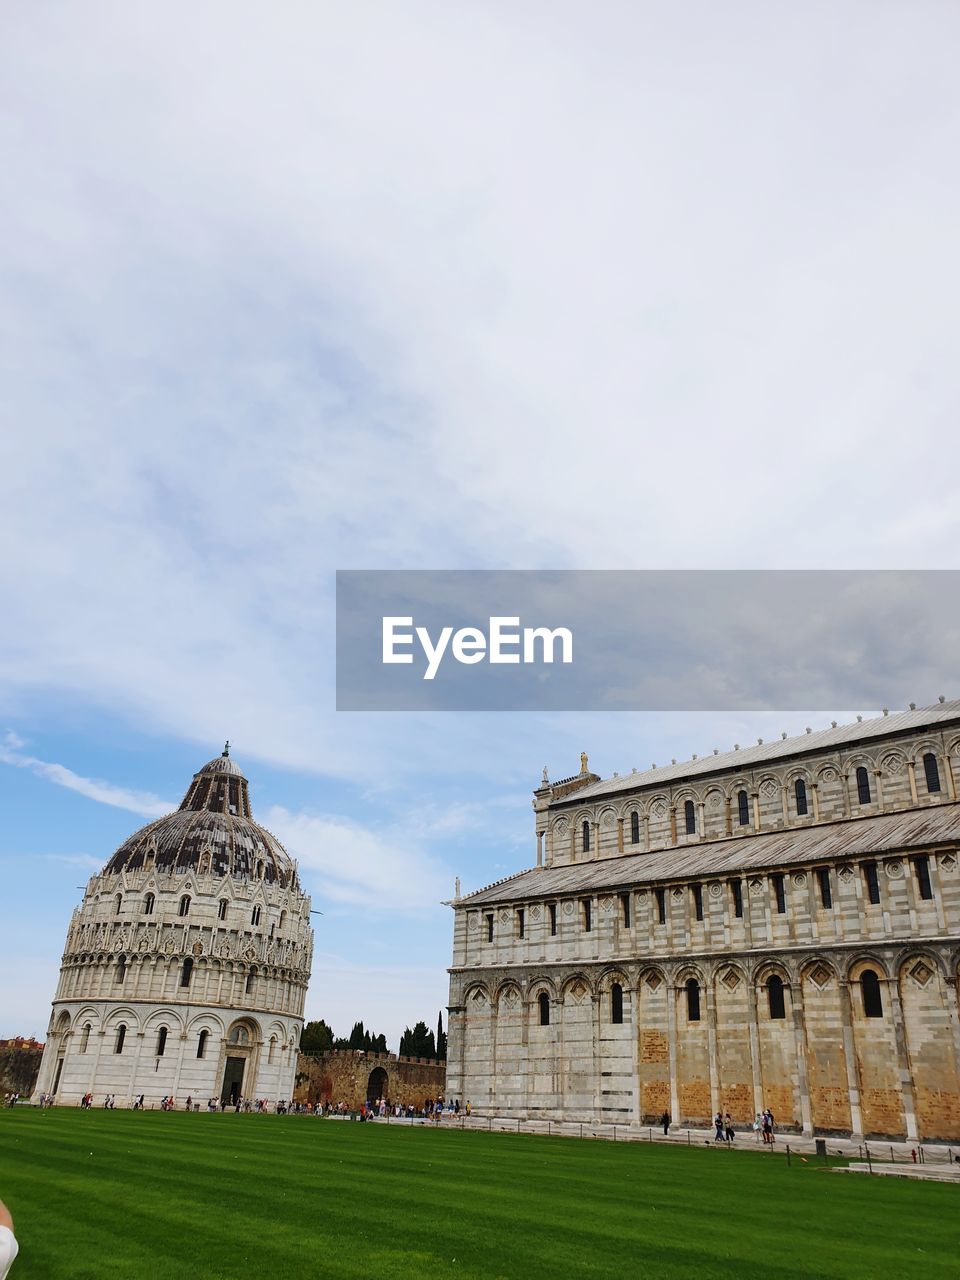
[{"x1": 294, "y1": 1049, "x2": 446, "y2": 1108}]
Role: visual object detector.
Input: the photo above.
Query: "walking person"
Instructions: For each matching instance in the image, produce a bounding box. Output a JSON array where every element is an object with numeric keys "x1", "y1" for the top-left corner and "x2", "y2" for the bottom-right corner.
[
  {"x1": 724, "y1": 1112, "x2": 735, "y2": 1143},
  {"x1": 660, "y1": 1109, "x2": 671, "y2": 1136},
  {"x1": 0, "y1": 1197, "x2": 19, "y2": 1280},
  {"x1": 714, "y1": 1112, "x2": 725, "y2": 1142}
]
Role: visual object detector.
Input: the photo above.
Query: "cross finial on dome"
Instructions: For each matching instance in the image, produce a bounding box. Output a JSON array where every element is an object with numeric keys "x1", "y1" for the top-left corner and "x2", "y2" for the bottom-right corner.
[{"x1": 223, "y1": 740, "x2": 230, "y2": 758}]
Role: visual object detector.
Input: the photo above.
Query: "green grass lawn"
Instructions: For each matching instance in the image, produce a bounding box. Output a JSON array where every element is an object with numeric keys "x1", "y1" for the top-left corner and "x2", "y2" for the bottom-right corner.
[{"x1": 0, "y1": 1109, "x2": 957, "y2": 1279}]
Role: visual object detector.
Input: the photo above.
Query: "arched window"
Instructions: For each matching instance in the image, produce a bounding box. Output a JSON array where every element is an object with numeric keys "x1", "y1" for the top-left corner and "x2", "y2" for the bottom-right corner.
[
  {"x1": 251, "y1": 905, "x2": 262, "y2": 926},
  {"x1": 794, "y1": 779, "x2": 808, "y2": 816},
  {"x1": 278, "y1": 910, "x2": 287, "y2": 931},
  {"x1": 767, "y1": 975, "x2": 786, "y2": 1019},
  {"x1": 178, "y1": 894, "x2": 191, "y2": 917},
  {"x1": 156, "y1": 1026, "x2": 168, "y2": 1056},
  {"x1": 197, "y1": 1029, "x2": 209, "y2": 1059},
  {"x1": 218, "y1": 898, "x2": 228, "y2": 920},
  {"x1": 630, "y1": 811, "x2": 640, "y2": 844},
  {"x1": 268, "y1": 1035, "x2": 276, "y2": 1064},
  {"x1": 611, "y1": 983, "x2": 624, "y2": 1024},
  {"x1": 861, "y1": 969, "x2": 883, "y2": 1018},
  {"x1": 115, "y1": 956, "x2": 126, "y2": 984},
  {"x1": 114, "y1": 1024, "x2": 126, "y2": 1054},
  {"x1": 856, "y1": 766, "x2": 871, "y2": 805},
  {"x1": 923, "y1": 753, "x2": 941, "y2": 793},
  {"x1": 685, "y1": 978, "x2": 701, "y2": 1022},
  {"x1": 684, "y1": 800, "x2": 696, "y2": 835},
  {"x1": 246, "y1": 968, "x2": 257, "y2": 996},
  {"x1": 114, "y1": 893, "x2": 123, "y2": 915},
  {"x1": 143, "y1": 892, "x2": 155, "y2": 916},
  {"x1": 80, "y1": 1023, "x2": 91, "y2": 1053},
  {"x1": 737, "y1": 790, "x2": 750, "y2": 826},
  {"x1": 538, "y1": 992, "x2": 550, "y2": 1026},
  {"x1": 582, "y1": 821, "x2": 591, "y2": 853},
  {"x1": 180, "y1": 957, "x2": 193, "y2": 988}
]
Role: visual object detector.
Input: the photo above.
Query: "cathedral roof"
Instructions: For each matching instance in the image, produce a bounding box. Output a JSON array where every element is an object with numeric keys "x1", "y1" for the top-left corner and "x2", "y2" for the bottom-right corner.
[
  {"x1": 550, "y1": 698, "x2": 960, "y2": 807},
  {"x1": 459, "y1": 800, "x2": 960, "y2": 905},
  {"x1": 101, "y1": 746, "x2": 297, "y2": 887}
]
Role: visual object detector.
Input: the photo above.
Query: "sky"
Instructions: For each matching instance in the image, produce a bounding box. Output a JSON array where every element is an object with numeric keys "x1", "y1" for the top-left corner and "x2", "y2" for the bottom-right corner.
[{"x1": 1, "y1": 3, "x2": 958, "y2": 1046}]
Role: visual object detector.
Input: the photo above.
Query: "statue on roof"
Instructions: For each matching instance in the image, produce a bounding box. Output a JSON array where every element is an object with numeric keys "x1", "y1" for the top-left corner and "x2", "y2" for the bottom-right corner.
[{"x1": 580, "y1": 751, "x2": 589, "y2": 774}]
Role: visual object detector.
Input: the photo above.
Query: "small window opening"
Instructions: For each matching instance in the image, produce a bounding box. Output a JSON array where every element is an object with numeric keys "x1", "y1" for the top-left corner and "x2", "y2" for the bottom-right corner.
[
  {"x1": 730, "y1": 880, "x2": 743, "y2": 918},
  {"x1": 611, "y1": 982, "x2": 624, "y2": 1024},
  {"x1": 197, "y1": 1029, "x2": 209, "y2": 1059},
  {"x1": 686, "y1": 978, "x2": 701, "y2": 1022},
  {"x1": 771, "y1": 873, "x2": 786, "y2": 914},
  {"x1": 655, "y1": 887, "x2": 666, "y2": 925},
  {"x1": 861, "y1": 969, "x2": 883, "y2": 1018},
  {"x1": 143, "y1": 893, "x2": 155, "y2": 916},
  {"x1": 692, "y1": 883, "x2": 703, "y2": 921},
  {"x1": 114, "y1": 1024, "x2": 126, "y2": 1054},
  {"x1": 684, "y1": 799, "x2": 696, "y2": 835},
  {"x1": 767, "y1": 975, "x2": 786, "y2": 1019},
  {"x1": 178, "y1": 894, "x2": 191, "y2": 917},
  {"x1": 856, "y1": 766, "x2": 872, "y2": 805},
  {"x1": 156, "y1": 1026, "x2": 167, "y2": 1057},
  {"x1": 863, "y1": 862, "x2": 881, "y2": 905},
  {"x1": 218, "y1": 898, "x2": 228, "y2": 920},
  {"x1": 620, "y1": 893, "x2": 631, "y2": 928},
  {"x1": 180, "y1": 957, "x2": 193, "y2": 988},
  {"x1": 538, "y1": 992, "x2": 550, "y2": 1026},
  {"x1": 549, "y1": 903, "x2": 557, "y2": 936},
  {"x1": 795, "y1": 779, "x2": 808, "y2": 816},
  {"x1": 922, "y1": 753, "x2": 941, "y2": 793},
  {"x1": 817, "y1": 867, "x2": 832, "y2": 909},
  {"x1": 517, "y1": 908, "x2": 525, "y2": 939},
  {"x1": 581, "y1": 898, "x2": 592, "y2": 932},
  {"x1": 914, "y1": 855, "x2": 933, "y2": 901},
  {"x1": 582, "y1": 821, "x2": 591, "y2": 853},
  {"x1": 485, "y1": 913, "x2": 494, "y2": 943},
  {"x1": 630, "y1": 811, "x2": 640, "y2": 844},
  {"x1": 737, "y1": 790, "x2": 750, "y2": 826}
]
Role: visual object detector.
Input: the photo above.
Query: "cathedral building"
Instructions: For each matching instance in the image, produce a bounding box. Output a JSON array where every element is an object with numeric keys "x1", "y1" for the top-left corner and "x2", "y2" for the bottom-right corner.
[
  {"x1": 446, "y1": 700, "x2": 960, "y2": 1140},
  {"x1": 33, "y1": 747, "x2": 313, "y2": 1107}
]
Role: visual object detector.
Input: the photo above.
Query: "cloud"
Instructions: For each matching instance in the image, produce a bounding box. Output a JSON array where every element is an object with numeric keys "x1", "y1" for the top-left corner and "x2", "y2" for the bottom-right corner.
[
  {"x1": 0, "y1": 735, "x2": 173, "y2": 818},
  {"x1": 264, "y1": 805, "x2": 454, "y2": 913},
  {"x1": 0, "y1": 3, "x2": 957, "y2": 796}
]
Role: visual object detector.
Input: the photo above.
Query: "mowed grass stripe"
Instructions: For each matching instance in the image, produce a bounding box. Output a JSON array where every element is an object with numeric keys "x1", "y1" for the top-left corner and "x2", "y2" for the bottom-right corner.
[{"x1": 1, "y1": 1110, "x2": 957, "y2": 1279}]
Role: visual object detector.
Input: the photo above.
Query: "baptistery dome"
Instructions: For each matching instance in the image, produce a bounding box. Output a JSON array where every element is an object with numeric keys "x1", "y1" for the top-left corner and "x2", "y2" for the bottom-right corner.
[
  {"x1": 102, "y1": 744, "x2": 296, "y2": 887},
  {"x1": 33, "y1": 744, "x2": 313, "y2": 1109}
]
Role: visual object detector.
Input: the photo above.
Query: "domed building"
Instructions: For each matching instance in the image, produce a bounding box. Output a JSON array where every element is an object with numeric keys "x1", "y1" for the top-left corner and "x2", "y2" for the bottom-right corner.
[{"x1": 32, "y1": 746, "x2": 313, "y2": 1108}]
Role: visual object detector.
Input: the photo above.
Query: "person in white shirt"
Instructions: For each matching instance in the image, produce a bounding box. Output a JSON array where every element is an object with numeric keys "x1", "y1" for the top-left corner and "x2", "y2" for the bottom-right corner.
[{"x1": 0, "y1": 1198, "x2": 19, "y2": 1279}]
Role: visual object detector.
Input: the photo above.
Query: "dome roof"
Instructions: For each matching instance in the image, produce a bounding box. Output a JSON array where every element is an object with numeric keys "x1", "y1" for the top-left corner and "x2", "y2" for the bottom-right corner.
[{"x1": 102, "y1": 745, "x2": 297, "y2": 887}]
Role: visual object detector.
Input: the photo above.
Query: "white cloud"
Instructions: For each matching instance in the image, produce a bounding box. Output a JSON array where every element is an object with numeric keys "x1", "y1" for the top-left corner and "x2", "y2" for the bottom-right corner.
[
  {"x1": 0, "y1": 737, "x2": 173, "y2": 818},
  {"x1": 265, "y1": 805, "x2": 455, "y2": 913}
]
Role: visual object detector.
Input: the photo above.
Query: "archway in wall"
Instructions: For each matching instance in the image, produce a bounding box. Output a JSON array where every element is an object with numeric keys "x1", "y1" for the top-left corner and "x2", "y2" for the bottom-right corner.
[{"x1": 367, "y1": 1066, "x2": 388, "y2": 1103}]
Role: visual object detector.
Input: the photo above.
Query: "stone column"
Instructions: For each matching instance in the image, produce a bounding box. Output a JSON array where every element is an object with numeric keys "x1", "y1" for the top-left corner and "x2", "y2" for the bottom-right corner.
[
  {"x1": 838, "y1": 980, "x2": 864, "y2": 1137},
  {"x1": 811, "y1": 782, "x2": 820, "y2": 822},
  {"x1": 789, "y1": 980, "x2": 813, "y2": 1135},
  {"x1": 536, "y1": 832, "x2": 543, "y2": 868},
  {"x1": 887, "y1": 976, "x2": 918, "y2": 1140},
  {"x1": 667, "y1": 981, "x2": 680, "y2": 1125},
  {"x1": 752, "y1": 792, "x2": 761, "y2": 832},
  {"x1": 669, "y1": 807, "x2": 678, "y2": 844},
  {"x1": 748, "y1": 980, "x2": 764, "y2": 1117},
  {"x1": 943, "y1": 752, "x2": 957, "y2": 801},
  {"x1": 616, "y1": 817, "x2": 624, "y2": 854},
  {"x1": 706, "y1": 979, "x2": 720, "y2": 1117},
  {"x1": 873, "y1": 768, "x2": 884, "y2": 810}
]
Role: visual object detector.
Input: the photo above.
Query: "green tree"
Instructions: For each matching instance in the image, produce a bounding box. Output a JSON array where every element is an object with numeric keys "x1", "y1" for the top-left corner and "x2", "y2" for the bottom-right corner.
[
  {"x1": 437, "y1": 1011, "x2": 447, "y2": 1061},
  {"x1": 348, "y1": 1021, "x2": 366, "y2": 1050},
  {"x1": 299, "y1": 1020, "x2": 334, "y2": 1053}
]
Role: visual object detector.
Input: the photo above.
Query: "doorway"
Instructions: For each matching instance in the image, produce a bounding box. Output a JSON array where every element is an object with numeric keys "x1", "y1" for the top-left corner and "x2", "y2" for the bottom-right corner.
[
  {"x1": 221, "y1": 1056, "x2": 246, "y2": 1106},
  {"x1": 367, "y1": 1066, "x2": 388, "y2": 1104}
]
